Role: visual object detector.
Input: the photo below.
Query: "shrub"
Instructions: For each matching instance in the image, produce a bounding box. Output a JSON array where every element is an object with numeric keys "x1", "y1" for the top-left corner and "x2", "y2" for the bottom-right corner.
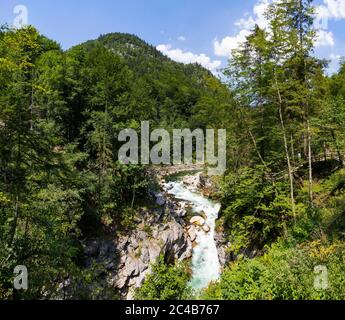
[{"x1": 135, "y1": 255, "x2": 192, "y2": 300}]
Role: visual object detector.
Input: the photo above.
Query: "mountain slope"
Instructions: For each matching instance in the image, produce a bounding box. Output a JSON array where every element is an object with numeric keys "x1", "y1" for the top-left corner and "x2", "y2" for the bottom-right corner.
[{"x1": 72, "y1": 32, "x2": 230, "y2": 126}]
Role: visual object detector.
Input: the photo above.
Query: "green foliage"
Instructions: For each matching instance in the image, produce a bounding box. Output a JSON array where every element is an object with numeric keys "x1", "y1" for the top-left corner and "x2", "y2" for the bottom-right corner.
[
  {"x1": 220, "y1": 166, "x2": 296, "y2": 253},
  {"x1": 209, "y1": 0, "x2": 345, "y2": 302},
  {"x1": 79, "y1": 32, "x2": 224, "y2": 126},
  {"x1": 202, "y1": 241, "x2": 345, "y2": 300},
  {"x1": 2, "y1": 0, "x2": 345, "y2": 300},
  {"x1": 135, "y1": 255, "x2": 192, "y2": 300}
]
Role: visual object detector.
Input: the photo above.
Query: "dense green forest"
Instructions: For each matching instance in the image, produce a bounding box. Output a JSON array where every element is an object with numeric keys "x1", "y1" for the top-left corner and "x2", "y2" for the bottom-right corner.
[
  {"x1": 0, "y1": 23, "x2": 231, "y2": 299},
  {"x1": 1, "y1": 0, "x2": 345, "y2": 300}
]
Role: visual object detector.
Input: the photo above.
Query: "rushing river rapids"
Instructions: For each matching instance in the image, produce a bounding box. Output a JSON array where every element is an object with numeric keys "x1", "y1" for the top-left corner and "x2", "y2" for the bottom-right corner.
[{"x1": 164, "y1": 180, "x2": 221, "y2": 291}]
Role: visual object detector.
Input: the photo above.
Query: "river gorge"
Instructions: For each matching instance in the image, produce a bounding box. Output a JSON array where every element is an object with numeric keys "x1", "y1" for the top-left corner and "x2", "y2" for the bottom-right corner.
[
  {"x1": 78, "y1": 169, "x2": 226, "y2": 300},
  {"x1": 164, "y1": 178, "x2": 221, "y2": 290}
]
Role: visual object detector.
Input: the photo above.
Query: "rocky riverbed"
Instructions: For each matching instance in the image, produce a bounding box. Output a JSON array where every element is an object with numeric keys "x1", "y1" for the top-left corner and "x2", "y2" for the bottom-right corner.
[{"x1": 74, "y1": 169, "x2": 231, "y2": 300}]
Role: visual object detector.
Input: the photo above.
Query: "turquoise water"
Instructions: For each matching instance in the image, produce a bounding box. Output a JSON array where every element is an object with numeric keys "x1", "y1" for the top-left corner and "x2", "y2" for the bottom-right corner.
[{"x1": 165, "y1": 181, "x2": 221, "y2": 290}]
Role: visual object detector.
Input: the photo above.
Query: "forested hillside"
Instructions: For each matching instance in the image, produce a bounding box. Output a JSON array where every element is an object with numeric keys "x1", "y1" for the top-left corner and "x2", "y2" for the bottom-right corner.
[
  {"x1": 0, "y1": 25, "x2": 231, "y2": 299},
  {"x1": 1, "y1": 0, "x2": 345, "y2": 301}
]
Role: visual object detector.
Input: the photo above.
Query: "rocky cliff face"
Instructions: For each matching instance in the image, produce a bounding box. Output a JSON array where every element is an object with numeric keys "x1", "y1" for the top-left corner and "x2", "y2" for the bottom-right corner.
[
  {"x1": 82, "y1": 193, "x2": 193, "y2": 300},
  {"x1": 215, "y1": 230, "x2": 232, "y2": 268}
]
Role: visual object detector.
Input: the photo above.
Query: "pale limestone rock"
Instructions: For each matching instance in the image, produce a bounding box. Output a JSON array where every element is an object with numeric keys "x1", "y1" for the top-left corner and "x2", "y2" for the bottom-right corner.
[{"x1": 190, "y1": 216, "x2": 205, "y2": 226}]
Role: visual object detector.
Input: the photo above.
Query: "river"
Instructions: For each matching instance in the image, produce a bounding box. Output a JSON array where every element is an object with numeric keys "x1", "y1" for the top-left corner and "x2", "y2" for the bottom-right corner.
[{"x1": 164, "y1": 180, "x2": 221, "y2": 291}]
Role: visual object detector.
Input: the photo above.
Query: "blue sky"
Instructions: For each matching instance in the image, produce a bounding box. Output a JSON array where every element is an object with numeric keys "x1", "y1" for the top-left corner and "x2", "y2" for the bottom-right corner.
[{"x1": 1, "y1": 0, "x2": 345, "y2": 74}]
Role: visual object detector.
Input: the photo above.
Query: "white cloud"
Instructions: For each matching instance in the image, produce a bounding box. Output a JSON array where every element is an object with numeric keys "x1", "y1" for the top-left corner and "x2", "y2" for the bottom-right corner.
[
  {"x1": 157, "y1": 44, "x2": 222, "y2": 73},
  {"x1": 214, "y1": 0, "x2": 345, "y2": 57},
  {"x1": 315, "y1": 1, "x2": 345, "y2": 35},
  {"x1": 213, "y1": 0, "x2": 271, "y2": 57},
  {"x1": 214, "y1": 29, "x2": 251, "y2": 57},
  {"x1": 234, "y1": 0, "x2": 271, "y2": 30},
  {"x1": 317, "y1": 0, "x2": 345, "y2": 20},
  {"x1": 314, "y1": 1, "x2": 345, "y2": 48},
  {"x1": 177, "y1": 36, "x2": 187, "y2": 42},
  {"x1": 315, "y1": 29, "x2": 335, "y2": 47}
]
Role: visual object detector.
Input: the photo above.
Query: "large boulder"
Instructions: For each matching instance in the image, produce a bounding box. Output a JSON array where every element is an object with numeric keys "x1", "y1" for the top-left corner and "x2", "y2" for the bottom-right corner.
[{"x1": 190, "y1": 216, "x2": 205, "y2": 226}]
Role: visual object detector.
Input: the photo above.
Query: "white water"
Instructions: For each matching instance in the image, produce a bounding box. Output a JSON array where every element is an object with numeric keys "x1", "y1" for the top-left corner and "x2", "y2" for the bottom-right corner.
[{"x1": 164, "y1": 181, "x2": 221, "y2": 291}]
